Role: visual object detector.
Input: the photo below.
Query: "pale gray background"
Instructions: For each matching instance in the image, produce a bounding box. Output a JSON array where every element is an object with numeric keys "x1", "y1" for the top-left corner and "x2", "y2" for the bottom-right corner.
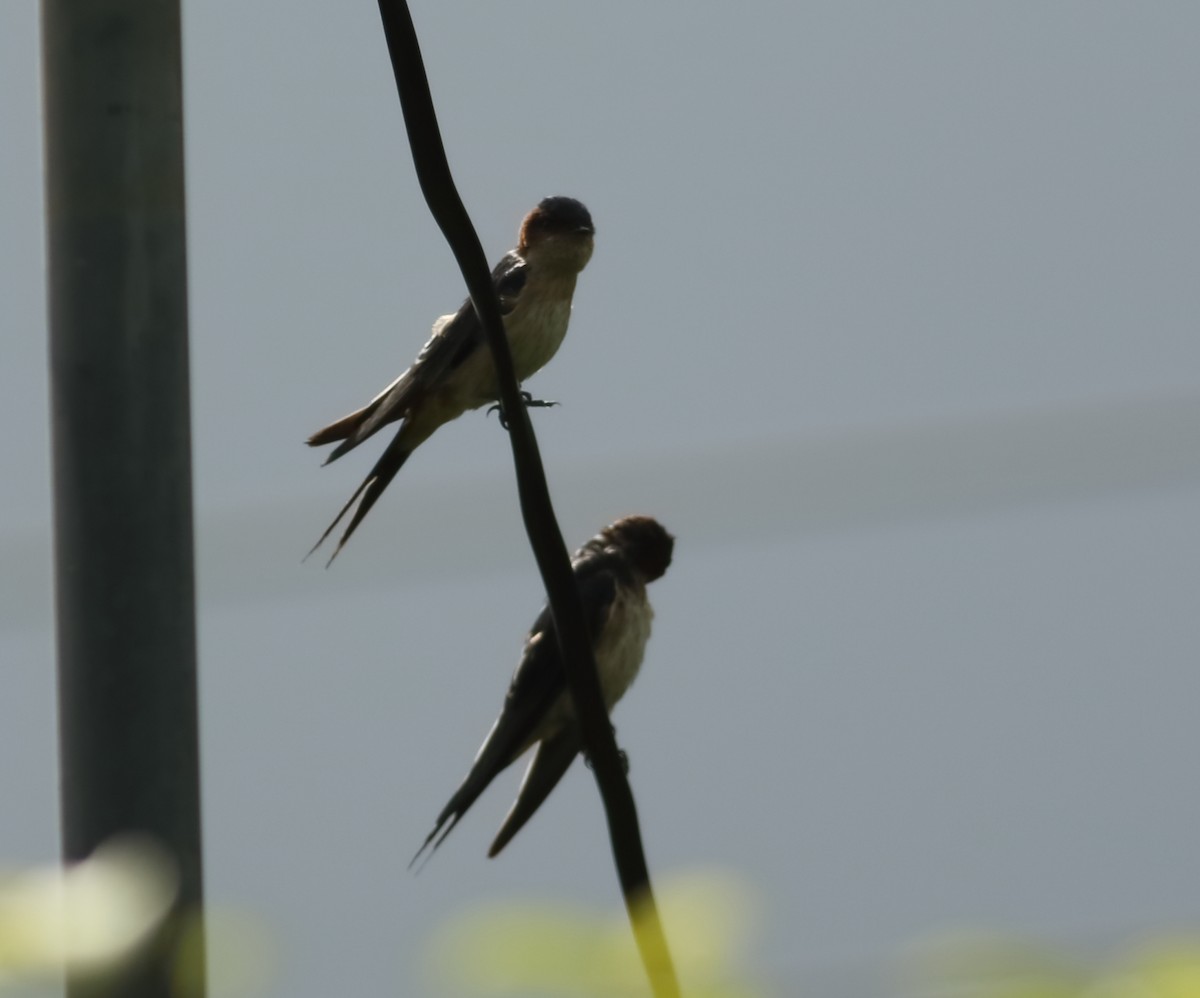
[{"x1": 3, "y1": 2, "x2": 1199, "y2": 995}]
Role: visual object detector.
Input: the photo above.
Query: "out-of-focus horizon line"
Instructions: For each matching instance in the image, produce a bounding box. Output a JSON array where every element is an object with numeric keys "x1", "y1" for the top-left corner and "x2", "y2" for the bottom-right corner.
[{"x1": 5, "y1": 390, "x2": 1199, "y2": 632}]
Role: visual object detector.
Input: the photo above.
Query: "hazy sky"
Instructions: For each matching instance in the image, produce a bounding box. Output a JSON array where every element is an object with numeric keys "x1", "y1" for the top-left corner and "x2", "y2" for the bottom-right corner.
[{"x1": 3, "y1": 3, "x2": 1199, "y2": 995}]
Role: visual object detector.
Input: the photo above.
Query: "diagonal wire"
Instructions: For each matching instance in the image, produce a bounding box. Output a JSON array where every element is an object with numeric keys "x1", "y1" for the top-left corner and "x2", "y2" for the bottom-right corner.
[{"x1": 371, "y1": 2, "x2": 680, "y2": 993}]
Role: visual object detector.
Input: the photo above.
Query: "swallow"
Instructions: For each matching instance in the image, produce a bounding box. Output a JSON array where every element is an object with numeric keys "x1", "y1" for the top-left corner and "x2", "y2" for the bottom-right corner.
[
  {"x1": 306, "y1": 196, "x2": 596, "y2": 563},
  {"x1": 411, "y1": 515, "x2": 674, "y2": 864}
]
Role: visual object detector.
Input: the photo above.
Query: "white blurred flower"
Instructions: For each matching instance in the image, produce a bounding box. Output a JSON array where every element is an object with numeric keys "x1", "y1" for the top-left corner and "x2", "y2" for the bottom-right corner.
[{"x1": 0, "y1": 836, "x2": 177, "y2": 984}]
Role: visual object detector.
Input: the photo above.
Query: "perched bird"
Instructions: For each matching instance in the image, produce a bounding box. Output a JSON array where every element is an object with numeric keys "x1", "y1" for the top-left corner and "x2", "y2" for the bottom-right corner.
[
  {"x1": 307, "y1": 196, "x2": 596, "y2": 562},
  {"x1": 412, "y1": 515, "x2": 674, "y2": 864}
]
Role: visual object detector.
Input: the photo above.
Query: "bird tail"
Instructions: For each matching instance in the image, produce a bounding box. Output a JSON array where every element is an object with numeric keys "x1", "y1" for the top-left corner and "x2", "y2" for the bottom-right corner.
[
  {"x1": 487, "y1": 731, "x2": 579, "y2": 858},
  {"x1": 307, "y1": 373, "x2": 411, "y2": 463},
  {"x1": 410, "y1": 705, "x2": 549, "y2": 868},
  {"x1": 408, "y1": 719, "x2": 522, "y2": 870},
  {"x1": 306, "y1": 406, "x2": 368, "y2": 449},
  {"x1": 305, "y1": 436, "x2": 413, "y2": 566}
]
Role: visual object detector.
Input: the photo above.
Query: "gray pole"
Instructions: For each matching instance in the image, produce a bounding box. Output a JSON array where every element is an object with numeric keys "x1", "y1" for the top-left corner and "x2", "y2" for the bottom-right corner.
[{"x1": 42, "y1": 2, "x2": 205, "y2": 995}]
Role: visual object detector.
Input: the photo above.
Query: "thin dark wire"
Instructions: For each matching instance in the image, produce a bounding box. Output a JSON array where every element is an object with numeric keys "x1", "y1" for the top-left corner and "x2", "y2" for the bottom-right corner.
[{"x1": 372, "y1": 2, "x2": 680, "y2": 995}]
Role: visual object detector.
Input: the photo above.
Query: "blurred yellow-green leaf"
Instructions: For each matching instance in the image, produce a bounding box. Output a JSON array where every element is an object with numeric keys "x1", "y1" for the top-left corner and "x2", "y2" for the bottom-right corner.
[
  {"x1": 901, "y1": 929, "x2": 1200, "y2": 998},
  {"x1": 426, "y1": 867, "x2": 766, "y2": 997}
]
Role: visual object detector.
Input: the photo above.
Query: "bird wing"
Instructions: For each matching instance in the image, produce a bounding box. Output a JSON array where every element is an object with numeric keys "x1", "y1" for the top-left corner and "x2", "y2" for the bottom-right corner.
[
  {"x1": 410, "y1": 565, "x2": 619, "y2": 865},
  {"x1": 309, "y1": 252, "x2": 528, "y2": 462}
]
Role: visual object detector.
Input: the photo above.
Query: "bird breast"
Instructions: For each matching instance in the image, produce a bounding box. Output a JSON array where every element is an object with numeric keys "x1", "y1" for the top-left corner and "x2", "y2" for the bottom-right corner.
[
  {"x1": 505, "y1": 278, "x2": 575, "y2": 382},
  {"x1": 593, "y1": 585, "x2": 653, "y2": 711},
  {"x1": 517, "y1": 585, "x2": 652, "y2": 757}
]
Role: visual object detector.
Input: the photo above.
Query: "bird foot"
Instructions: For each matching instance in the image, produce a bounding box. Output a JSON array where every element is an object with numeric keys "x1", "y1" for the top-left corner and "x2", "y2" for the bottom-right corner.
[
  {"x1": 487, "y1": 391, "x2": 560, "y2": 430},
  {"x1": 584, "y1": 743, "x2": 630, "y2": 775}
]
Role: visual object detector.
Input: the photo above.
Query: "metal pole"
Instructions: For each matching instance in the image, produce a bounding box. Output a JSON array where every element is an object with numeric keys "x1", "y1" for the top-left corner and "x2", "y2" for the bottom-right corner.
[{"x1": 42, "y1": 2, "x2": 205, "y2": 995}]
